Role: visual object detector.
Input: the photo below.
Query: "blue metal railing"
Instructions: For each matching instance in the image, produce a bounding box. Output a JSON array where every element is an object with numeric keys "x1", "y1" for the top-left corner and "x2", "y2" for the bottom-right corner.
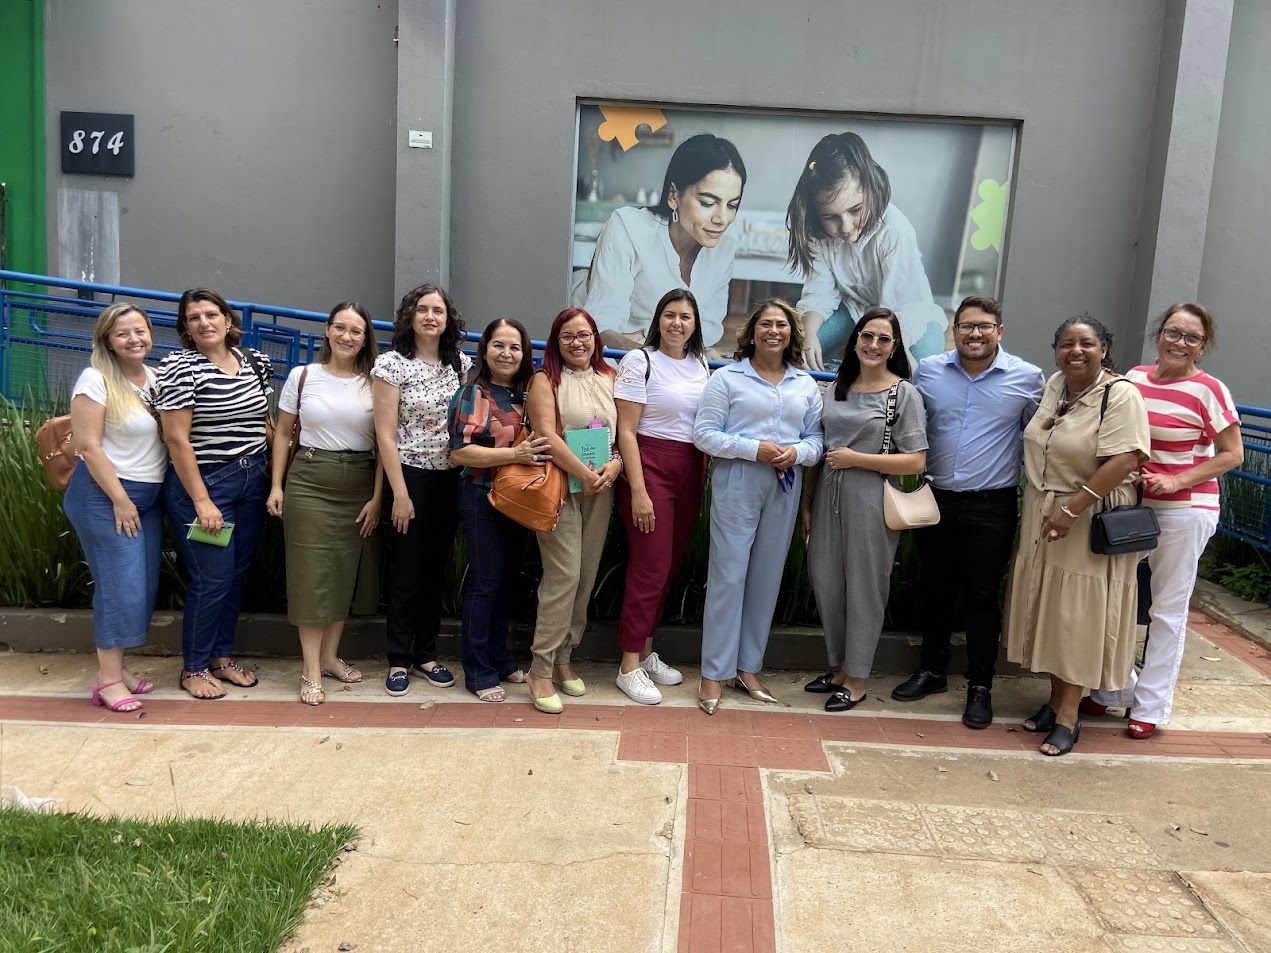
[{"x1": 4, "y1": 270, "x2": 1265, "y2": 561}]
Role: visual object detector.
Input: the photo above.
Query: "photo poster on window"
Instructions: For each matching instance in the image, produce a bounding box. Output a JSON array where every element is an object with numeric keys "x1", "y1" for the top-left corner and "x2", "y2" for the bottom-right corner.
[{"x1": 569, "y1": 102, "x2": 1017, "y2": 372}]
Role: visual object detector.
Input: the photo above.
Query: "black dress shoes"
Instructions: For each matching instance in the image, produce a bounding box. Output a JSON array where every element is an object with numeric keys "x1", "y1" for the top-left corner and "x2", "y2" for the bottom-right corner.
[
  {"x1": 962, "y1": 685, "x2": 993, "y2": 729},
  {"x1": 890, "y1": 669, "x2": 948, "y2": 701}
]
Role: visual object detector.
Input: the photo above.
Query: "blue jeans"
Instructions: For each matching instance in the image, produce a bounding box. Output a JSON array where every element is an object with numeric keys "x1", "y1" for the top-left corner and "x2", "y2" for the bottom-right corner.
[
  {"x1": 162, "y1": 454, "x2": 269, "y2": 672},
  {"x1": 457, "y1": 480, "x2": 523, "y2": 692},
  {"x1": 63, "y1": 463, "x2": 163, "y2": 650}
]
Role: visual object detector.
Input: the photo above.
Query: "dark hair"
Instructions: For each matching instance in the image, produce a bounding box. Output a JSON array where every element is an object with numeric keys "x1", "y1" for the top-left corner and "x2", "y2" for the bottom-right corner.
[
  {"x1": 472, "y1": 317, "x2": 533, "y2": 395},
  {"x1": 642, "y1": 288, "x2": 705, "y2": 360},
  {"x1": 734, "y1": 298, "x2": 805, "y2": 367},
  {"x1": 539, "y1": 307, "x2": 615, "y2": 387},
  {"x1": 1152, "y1": 301, "x2": 1217, "y2": 351},
  {"x1": 391, "y1": 283, "x2": 464, "y2": 364},
  {"x1": 177, "y1": 287, "x2": 243, "y2": 350},
  {"x1": 954, "y1": 295, "x2": 1003, "y2": 325},
  {"x1": 833, "y1": 307, "x2": 912, "y2": 401},
  {"x1": 787, "y1": 132, "x2": 892, "y2": 275},
  {"x1": 316, "y1": 300, "x2": 379, "y2": 378},
  {"x1": 649, "y1": 134, "x2": 747, "y2": 221},
  {"x1": 1052, "y1": 313, "x2": 1117, "y2": 371}
]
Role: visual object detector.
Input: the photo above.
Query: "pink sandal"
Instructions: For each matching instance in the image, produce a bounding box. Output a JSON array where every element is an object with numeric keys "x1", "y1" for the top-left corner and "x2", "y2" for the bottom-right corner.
[
  {"x1": 91, "y1": 680, "x2": 142, "y2": 713},
  {"x1": 131, "y1": 678, "x2": 156, "y2": 695}
]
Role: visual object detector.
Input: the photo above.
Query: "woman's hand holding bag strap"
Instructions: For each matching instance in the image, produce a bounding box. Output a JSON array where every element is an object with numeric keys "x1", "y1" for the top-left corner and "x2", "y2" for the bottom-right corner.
[
  {"x1": 487, "y1": 383, "x2": 567, "y2": 532},
  {"x1": 879, "y1": 380, "x2": 940, "y2": 531},
  {"x1": 1088, "y1": 379, "x2": 1160, "y2": 555}
]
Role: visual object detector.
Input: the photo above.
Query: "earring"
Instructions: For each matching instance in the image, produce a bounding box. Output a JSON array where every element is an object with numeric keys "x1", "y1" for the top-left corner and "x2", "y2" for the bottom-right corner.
[{"x1": 671, "y1": 209, "x2": 678, "y2": 224}]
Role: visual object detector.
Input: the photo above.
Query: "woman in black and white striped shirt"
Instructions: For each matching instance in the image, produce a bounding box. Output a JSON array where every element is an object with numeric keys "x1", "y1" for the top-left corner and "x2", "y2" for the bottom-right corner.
[{"x1": 157, "y1": 288, "x2": 273, "y2": 700}]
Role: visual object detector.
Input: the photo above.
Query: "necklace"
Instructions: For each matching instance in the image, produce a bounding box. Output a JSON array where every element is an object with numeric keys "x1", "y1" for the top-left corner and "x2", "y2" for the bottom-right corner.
[{"x1": 1058, "y1": 374, "x2": 1103, "y2": 416}]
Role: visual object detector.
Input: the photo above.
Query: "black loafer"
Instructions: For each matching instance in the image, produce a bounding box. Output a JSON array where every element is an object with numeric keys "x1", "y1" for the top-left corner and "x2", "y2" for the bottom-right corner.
[
  {"x1": 890, "y1": 669, "x2": 948, "y2": 701},
  {"x1": 804, "y1": 672, "x2": 842, "y2": 694},
  {"x1": 825, "y1": 690, "x2": 866, "y2": 713},
  {"x1": 962, "y1": 685, "x2": 993, "y2": 729}
]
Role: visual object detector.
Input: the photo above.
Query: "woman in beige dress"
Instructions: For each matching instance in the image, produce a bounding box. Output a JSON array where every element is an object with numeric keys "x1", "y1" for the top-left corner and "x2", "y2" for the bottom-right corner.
[{"x1": 1004, "y1": 316, "x2": 1150, "y2": 756}]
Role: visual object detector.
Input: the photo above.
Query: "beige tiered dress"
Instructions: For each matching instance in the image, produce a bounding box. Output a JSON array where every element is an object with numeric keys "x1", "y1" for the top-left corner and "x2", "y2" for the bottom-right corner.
[{"x1": 1004, "y1": 373, "x2": 1150, "y2": 689}]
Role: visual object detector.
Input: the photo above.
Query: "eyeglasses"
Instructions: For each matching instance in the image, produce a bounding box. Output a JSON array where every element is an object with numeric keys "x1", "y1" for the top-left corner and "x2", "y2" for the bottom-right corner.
[
  {"x1": 955, "y1": 322, "x2": 999, "y2": 335},
  {"x1": 560, "y1": 331, "x2": 594, "y2": 345},
  {"x1": 1160, "y1": 327, "x2": 1206, "y2": 347},
  {"x1": 329, "y1": 323, "x2": 366, "y2": 339},
  {"x1": 858, "y1": 331, "x2": 894, "y2": 347}
]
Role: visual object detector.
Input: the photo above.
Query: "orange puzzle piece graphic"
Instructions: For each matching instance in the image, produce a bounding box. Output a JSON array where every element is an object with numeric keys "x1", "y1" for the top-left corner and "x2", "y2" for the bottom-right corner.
[{"x1": 597, "y1": 105, "x2": 668, "y2": 151}]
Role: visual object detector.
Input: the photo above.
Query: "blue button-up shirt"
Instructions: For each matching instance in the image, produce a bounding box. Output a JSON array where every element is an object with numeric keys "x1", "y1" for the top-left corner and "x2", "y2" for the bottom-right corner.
[
  {"x1": 911, "y1": 346, "x2": 1044, "y2": 492},
  {"x1": 693, "y1": 359, "x2": 824, "y2": 466}
]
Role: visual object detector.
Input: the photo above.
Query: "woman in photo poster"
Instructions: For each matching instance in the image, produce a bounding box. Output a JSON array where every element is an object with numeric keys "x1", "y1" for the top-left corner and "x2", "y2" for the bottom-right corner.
[
  {"x1": 585, "y1": 133, "x2": 746, "y2": 357},
  {"x1": 787, "y1": 132, "x2": 948, "y2": 370}
]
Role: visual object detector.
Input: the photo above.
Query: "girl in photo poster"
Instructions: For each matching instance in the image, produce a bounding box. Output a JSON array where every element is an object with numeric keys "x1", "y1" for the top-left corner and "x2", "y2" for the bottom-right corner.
[
  {"x1": 585, "y1": 133, "x2": 746, "y2": 357},
  {"x1": 787, "y1": 132, "x2": 948, "y2": 371}
]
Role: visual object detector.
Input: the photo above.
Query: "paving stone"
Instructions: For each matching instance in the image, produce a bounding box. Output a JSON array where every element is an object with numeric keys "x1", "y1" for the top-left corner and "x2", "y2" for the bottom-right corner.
[
  {"x1": 1101, "y1": 936, "x2": 1243, "y2": 952},
  {"x1": 921, "y1": 804, "x2": 1048, "y2": 862},
  {"x1": 787, "y1": 793, "x2": 937, "y2": 854},
  {"x1": 1069, "y1": 869, "x2": 1231, "y2": 938},
  {"x1": 1037, "y1": 811, "x2": 1163, "y2": 869}
]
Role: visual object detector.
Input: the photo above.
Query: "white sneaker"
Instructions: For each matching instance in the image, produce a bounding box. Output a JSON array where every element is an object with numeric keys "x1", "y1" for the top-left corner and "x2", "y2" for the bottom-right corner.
[
  {"x1": 640, "y1": 652, "x2": 683, "y2": 686},
  {"x1": 616, "y1": 667, "x2": 663, "y2": 705}
]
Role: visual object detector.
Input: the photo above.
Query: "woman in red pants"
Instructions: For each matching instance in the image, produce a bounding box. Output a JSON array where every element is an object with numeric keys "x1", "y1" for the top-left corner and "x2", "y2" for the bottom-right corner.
[{"x1": 613, "y1": 289, "x2": 711, "y2": 704}]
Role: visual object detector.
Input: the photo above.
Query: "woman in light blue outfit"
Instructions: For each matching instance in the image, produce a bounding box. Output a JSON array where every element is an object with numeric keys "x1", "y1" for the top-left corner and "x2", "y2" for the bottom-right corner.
[{"x1": 693, "y1": 299, "x2": 824, "y2": 714}]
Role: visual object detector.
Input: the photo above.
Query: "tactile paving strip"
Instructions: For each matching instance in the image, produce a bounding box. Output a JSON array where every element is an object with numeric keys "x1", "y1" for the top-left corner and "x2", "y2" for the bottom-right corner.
[
  {"x1": 1101, "y1": 937, "x2": 1242, "y2": 952},
  {"x1": 785, "y1": 795, "x2": 1163, "y2": 868},
  {"x1": 921, "y1": 804, "x2": 1047, "y2": 862},
  {"x1": 1068, "y1": 870, "x2": 1231, "y2": 938},
  {"x1": 787, "y1": 794, "x2": 937, "y2": 854}
]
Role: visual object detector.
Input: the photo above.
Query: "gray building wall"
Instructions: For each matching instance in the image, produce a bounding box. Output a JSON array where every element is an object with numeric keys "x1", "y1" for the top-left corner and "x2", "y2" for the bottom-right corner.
[
  {"x1": 444, "y1": 0, "x2": 1166, "y2": 372},
  {"x1": 43, "y1": 0, "x2": 400, "y2": 319},
  {"x1": 1198, "y1": 0, "x2": 1271, "y2": 408}
]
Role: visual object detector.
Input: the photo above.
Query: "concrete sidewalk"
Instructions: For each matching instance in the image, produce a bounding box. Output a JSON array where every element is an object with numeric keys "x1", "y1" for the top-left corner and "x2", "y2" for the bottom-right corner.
[{"x1": 1, "y1": 609, "x2": 1269, "y2": 953}]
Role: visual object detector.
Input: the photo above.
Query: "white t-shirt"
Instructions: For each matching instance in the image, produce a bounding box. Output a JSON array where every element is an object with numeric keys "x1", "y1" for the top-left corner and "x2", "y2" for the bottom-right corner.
[
  {"x1": 72, "y1": 366, "x2": 168, "y2": 483},
  {"x1": 583, "y1": 206, "x2": 739, "y2": 349},
  {"x1": 614, "y1": 348, "x2": 711, "y2": 442},
  {"x1": 279, "y1": 364, "x2": 375, "y2": 452}
]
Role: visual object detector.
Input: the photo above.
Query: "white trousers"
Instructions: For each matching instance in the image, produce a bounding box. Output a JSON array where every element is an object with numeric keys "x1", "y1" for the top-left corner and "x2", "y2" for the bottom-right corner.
[{"x1": 1090, "y1": 507, "x2": 1219, "y2": 725}]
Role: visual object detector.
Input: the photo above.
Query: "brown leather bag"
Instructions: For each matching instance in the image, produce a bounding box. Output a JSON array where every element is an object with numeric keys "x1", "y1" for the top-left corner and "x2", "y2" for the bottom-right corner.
[
  {"x1": 35, "y1": 416, "x2": 77, "y2": 491},
  {"x1": 487, "y1": 425, "x2": 567, "y2": 531}
]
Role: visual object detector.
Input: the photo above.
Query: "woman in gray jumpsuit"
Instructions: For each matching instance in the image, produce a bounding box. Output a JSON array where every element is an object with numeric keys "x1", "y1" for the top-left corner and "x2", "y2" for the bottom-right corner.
[{"x1": 800, "y1": 307, "x2": 928, "y2": 712}]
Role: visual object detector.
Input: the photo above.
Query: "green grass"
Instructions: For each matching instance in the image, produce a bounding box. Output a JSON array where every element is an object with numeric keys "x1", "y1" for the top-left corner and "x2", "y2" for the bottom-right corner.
[{"x1": 0, "y1": 807, "x2": 357, "y2": 953}]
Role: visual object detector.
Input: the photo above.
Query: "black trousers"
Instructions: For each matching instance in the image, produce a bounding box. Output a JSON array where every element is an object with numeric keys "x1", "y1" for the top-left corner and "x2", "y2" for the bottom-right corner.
[
  {"x1": 385, "y1": 464, "x2": 460, "y2": 669},
  {"x1": 915, "y1": 486, "x2": 1019, "y2": 688}
]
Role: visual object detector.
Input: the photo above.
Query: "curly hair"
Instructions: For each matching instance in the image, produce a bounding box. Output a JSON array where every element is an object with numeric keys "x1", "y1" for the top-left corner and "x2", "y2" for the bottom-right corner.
[
  {"x1": 733, "y1": 298, "x2": 805, "y2": 367},
  {"x1": 391, "y1": 283, "x2": 464, "y2": 365},
  {"x1": 1052, "y1": 313, "x2": 1116, "y2": 371}
]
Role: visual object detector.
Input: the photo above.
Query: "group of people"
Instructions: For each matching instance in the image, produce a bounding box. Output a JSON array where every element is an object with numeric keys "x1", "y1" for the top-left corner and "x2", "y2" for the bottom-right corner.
[{"x1": 64, "y1": 284, "x2": 1241, "y2": 757}]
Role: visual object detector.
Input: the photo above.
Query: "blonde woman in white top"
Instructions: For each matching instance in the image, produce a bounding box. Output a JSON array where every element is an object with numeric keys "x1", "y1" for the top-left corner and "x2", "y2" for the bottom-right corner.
[
  {"x1": 64, "y1": 303, "x2": 168, "y2": 713},
  {"x1": 268, "y1": 301, "x2": 383, "y2": 705}
]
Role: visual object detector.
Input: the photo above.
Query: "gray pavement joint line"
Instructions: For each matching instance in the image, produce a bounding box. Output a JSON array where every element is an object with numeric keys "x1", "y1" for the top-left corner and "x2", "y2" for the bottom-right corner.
[
  {"x1": 819, "y1": 739, "x2": 1269, "y2": 765},
  {"x1": 658, "y1": 766, "x2": 689, "y2": 953},
  {"x1": 1176, "y1": 872, "x2": 1258, "y2": 953},
  {"x1": 41, "y1": 733, "x2": 88, "y2": 799},
  {"x1": 344, "y1": 847, "x2": 672, "y2": 870}
]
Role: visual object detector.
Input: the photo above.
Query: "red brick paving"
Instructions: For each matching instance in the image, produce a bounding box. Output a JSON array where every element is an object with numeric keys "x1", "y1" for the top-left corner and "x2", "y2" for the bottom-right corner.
[{"x1": 1188, "y1": 609, "x2": 1271, "y2": 680}]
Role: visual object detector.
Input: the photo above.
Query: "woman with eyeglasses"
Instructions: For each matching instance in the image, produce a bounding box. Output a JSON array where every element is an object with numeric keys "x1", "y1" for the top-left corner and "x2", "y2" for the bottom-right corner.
[
  {"x1": 800, "y1": 308, "x2": 928, "y2": 713},
  {"x1": 267, "y1": 301, "x2": 382, "y2": 705},
  {"x1": 1083, "y1": 303, "x2": 1242, "y2": 739},
  {"x1": 64, "y1": 303, "x2": 168, "y2": 713},
  {"x1": 523, "y1": 308, "x2": 620, "y2": 713}
]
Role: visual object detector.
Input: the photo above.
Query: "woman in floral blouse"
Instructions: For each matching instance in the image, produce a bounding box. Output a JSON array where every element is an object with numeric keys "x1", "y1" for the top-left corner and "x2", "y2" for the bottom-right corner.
[{"x1": 372, "y1": 284, "x2": 473, "y2": 697}]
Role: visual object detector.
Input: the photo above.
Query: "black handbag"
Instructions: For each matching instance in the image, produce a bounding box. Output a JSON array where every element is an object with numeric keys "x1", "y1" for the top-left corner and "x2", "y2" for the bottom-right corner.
[
  {"x1": 1090, "y1": 486, "x2": 1160, "y2": 555},
  {"x1": 1088, "y1": 379, "x2": 1160, "y2": 555}
]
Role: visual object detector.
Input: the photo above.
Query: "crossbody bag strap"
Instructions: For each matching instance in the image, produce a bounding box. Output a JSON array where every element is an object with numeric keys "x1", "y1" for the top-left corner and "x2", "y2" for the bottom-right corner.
[
  {"x1": 1094, "y1": 376, "x2": 1142, "y2": 511},
  {"x1": 879, "y1": 380, "x2": 901, "y2": 457}
]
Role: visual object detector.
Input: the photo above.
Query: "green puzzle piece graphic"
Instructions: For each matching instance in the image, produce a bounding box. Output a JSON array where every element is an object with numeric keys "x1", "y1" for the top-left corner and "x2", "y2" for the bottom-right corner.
[{"x1": 969, "y1": 178, "x2": 1007, "y2": 254}]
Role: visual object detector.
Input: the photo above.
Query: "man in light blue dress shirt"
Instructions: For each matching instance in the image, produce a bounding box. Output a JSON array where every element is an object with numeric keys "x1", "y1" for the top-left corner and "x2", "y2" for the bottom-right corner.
[{"x1": 894, "y1": 296, "x2": 1044, "y2": 728}]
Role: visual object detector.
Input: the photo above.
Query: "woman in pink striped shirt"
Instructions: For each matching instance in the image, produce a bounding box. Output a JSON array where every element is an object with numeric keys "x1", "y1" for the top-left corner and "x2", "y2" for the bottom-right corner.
[{"x1": 1086, "y1": 303, "x2": 1243, "y2": 738}]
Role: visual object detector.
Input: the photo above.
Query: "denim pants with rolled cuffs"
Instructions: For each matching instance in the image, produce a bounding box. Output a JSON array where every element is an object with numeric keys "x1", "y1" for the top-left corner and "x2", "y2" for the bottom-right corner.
[
  {"x1": 162, "y1": 454, "x2": 269, "y2": 673},
  {"x1": 63, "y1": 463, "x2": 164, "y2": 650}
]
